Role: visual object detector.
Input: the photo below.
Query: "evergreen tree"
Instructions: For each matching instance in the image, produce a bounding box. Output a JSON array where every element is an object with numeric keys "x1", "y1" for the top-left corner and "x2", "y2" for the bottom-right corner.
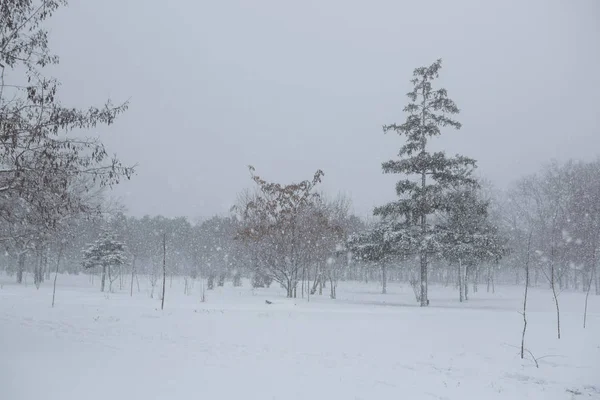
[
  {"x1": 375, "y1": 59, "x2": 477, "y2": 306},
  {"x1": 82, "y1": 231, "x2": 127, "y2": 292},
  {"x1": 348, "y1": 221, "x2": 415, "y2": 295},
  {"x1": 438, "y1": 188, "x2": 506, "y2": 301}
]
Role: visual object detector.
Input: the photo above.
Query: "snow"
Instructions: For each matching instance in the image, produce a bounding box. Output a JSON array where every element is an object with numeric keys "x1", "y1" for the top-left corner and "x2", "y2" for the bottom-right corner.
[{"x1": 1, "y1": 274, "x2": 599, "y2": 400}]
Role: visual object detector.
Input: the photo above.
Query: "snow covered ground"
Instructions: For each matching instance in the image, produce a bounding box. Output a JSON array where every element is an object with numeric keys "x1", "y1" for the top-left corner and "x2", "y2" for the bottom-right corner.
[{"x1": 1, "y1": 274, "x2": 599, "y2": 400}]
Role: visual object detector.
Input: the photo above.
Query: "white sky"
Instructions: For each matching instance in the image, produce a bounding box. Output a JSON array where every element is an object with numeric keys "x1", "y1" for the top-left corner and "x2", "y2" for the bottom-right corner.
[{"x1": 48, "y1": 0, "x2": 600, "y2": 218}]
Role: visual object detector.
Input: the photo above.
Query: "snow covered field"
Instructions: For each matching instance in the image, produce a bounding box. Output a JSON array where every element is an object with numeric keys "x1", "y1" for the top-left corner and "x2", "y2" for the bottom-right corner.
[{"x1": 1, "y1": 274, "x2": 599, "y2": 400}]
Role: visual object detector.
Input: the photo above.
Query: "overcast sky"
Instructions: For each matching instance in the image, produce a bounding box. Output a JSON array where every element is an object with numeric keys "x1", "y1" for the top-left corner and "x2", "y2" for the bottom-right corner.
[{"x1": 48, "y1": 0, "x2": 600, "y2": 219}]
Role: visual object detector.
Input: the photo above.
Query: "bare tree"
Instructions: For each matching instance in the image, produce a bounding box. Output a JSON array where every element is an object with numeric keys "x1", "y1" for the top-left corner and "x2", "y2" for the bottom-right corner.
[
  {"x1": 513, "y1": 168, "x2": 569, "y2": 339},
  {"x1": 236, "y1": 166, "x2": 324, "y2": 298},
  {"x1": 521, "y1": 231, "x2": 533, "y2": 359},
  {"x1": 1, "y1": 1, "x2": 134, "y2": 247}
]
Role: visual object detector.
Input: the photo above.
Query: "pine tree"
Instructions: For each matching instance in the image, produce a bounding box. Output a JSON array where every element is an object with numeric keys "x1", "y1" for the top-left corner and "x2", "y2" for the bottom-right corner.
[
  {"x1": 375, "y1": 59, "x2": 477, "y2": 306},
  {"x1": 438, "y1": 188, "x2": 506, "y2": 301},
  {"x1": 348, "y1": 221, "x2": 415, "y2": 295},
  {"x1": 82, "y1": 231, "x2": 127, "y2": 292}
]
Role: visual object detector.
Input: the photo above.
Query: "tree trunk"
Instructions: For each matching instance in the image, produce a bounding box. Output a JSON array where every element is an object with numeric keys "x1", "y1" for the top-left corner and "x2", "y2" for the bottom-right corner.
[
  {"x1": 319, "y1": 276, "x2": 323, "y2": 295},
  {"x1": 330, "y1": 277, "x2": 336, "y2": 299},
  {"x1": 130, "y1": 255, "x2": 136, "y2": 297},
  {"x1": 306, "y1": 265, "x2": 310, "y2": 303},
  {"x1": 521, "y1": 231, "x2": 532, "y2": 359},
  {"x1": 521, "y1": 275, "x2": 529, "y2": 359},
  {"x1": 458, "y1": 259, "x2": 463, "y2": 302},
  {"x1": 310, "y1": 264, "x2": 319, "y2": 295},
  {"x1": 552, "y1": 284, "x2": 561, "y2": 339},
  {"x1": 550, "y1": 257, "x2": 561, "y2": 339},
  {"x1": 161, "y1": 233, "x2": 166, "y2": 310},
  {"x1": 101, "y1": 264, "x2": 106, "y2": 292},
  {"x1": 464, "y1": 264, "x2": 469, "y2": 301},
  {"x1": 107, "y1": 264, "x2": 113, "y2": 293},
  {"x1": 16, "y1": 252, "x2": 25, "y2": 284},
  {"x1": 34, "y1": 249, "x2": 43, "y2": 289},
  {"x1": 594, "y1": 261, "x2": 600, "y2": 296},
  {"x1": 584, "y1": 270, "x2": 594, "y2": 328},
  {"x1": 381, "y1": 263, "x2": 387, "y2": 294},
  {"x1": 43, "y1": 250, "x2": 50, "y2": 281},
  {"x1": 200, "y1": 278, "x2": 206, "y2": 302},
  {"x1": 301, "y1": 266, "x2": 305, "y2": 299},
  {"x1": 420, "y1": 251, "x2": 428, "y2": 306},
  {"x1": 52, "y1": 245, "x2": 63, "y2": 308}
]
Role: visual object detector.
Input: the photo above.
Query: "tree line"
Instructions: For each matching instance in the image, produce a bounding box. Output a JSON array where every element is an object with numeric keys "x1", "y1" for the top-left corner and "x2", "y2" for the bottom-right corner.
[
  {"x1": 3, "y1": 156, "x2": 597, "y2": 306},
  {"x1": 1, "y1": 2, "x2": 598, "y2": 308}
]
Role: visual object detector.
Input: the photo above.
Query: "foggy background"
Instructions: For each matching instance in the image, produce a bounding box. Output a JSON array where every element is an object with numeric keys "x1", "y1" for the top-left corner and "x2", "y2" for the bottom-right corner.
[{"x1": 47, "y1": 0, "x2": 600, "y2": 218}]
